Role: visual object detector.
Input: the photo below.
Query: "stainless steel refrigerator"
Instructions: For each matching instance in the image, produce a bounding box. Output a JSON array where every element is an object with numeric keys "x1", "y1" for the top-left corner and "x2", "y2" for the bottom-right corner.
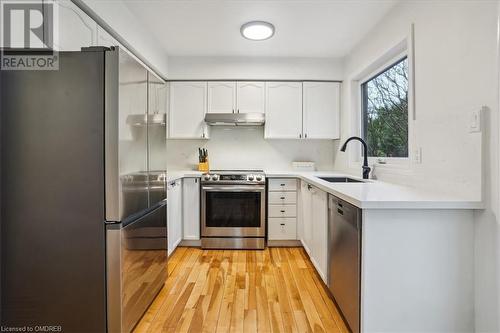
[{"x1": 0, "y1": 47, "x2": 168, "y2": 332}]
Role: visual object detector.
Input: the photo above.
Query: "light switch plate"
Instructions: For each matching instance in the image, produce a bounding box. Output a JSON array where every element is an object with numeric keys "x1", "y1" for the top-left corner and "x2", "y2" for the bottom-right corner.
[{"x1": 469, "y1": 109, "x2": 482, "y2": 133}]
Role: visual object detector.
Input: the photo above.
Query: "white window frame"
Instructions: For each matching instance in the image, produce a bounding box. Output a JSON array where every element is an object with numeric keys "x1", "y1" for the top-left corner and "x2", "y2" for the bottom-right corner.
[
  {"x1": 359, "y1": 52, "x2": 410, "y2": 166},
  {"x1": 349, "y1": 33, "x2": 415, "y2": 173}
]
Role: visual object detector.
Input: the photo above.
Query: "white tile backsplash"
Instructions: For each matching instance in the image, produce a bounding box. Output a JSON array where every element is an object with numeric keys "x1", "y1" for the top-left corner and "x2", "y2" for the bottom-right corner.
[{"x1": 167, "y1": 126, "x2": 336, "y2": 171}]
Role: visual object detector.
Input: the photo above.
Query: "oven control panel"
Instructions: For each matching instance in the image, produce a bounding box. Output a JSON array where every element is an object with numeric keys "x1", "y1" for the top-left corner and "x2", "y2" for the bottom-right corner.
[{"x1": 201, "y1": 171, "x2": 265, "y2": 184}]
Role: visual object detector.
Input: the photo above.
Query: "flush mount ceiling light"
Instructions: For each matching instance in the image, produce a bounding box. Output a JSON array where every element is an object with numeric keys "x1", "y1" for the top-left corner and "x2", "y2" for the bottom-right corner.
[{"x1": 240, "y1": 21, "x2": 275, "y2": 41}]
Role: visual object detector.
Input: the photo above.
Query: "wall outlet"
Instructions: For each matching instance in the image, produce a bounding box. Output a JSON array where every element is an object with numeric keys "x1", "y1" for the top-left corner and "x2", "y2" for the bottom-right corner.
[
  {"x1": 469, "y1": 109, "x2": 482, "y2": 133},
  {"x1": 414, "y1": 147, "x2": 422, "y2": 164}
]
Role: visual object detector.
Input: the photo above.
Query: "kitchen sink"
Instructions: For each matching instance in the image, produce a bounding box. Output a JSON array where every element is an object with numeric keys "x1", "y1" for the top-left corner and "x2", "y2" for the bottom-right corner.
[{"x1": 317, "y1": 177, "x2": 364, "y2": 183}]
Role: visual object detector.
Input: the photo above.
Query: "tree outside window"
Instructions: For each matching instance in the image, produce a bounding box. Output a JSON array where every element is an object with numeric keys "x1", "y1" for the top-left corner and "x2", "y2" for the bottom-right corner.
[{"x1": 362, "y1": 57, "x2": 409, "y2": 158}]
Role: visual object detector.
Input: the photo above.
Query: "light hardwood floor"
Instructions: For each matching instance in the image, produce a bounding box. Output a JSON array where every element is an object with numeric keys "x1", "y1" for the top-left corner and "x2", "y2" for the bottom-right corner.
[{"x1": 134, "y1": 247, "x2": 349, "y2": 333}]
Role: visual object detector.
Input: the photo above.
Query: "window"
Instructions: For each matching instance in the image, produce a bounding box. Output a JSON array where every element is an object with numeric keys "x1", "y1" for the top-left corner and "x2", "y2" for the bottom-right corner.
[{"x1": 361, "y1": 57, "x2": 409, "y2": 158}]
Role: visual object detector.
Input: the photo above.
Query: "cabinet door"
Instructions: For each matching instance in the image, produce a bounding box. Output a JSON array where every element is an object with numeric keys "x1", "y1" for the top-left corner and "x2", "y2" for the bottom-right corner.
[
  {"x1": 311, "y1": 187, "x2": 328, "y2": 283},
  {"x1": 182, "y1": 178, "x2": 200, "y2": 240},
  {"x1": 167, "y1": 179, "x2": 183, "y2": 255},
  {"x1": 56, "y1": 0, "x2": 97, "y2": 51},
  {"x1": 297, "y1": 182, "x2": 305, "y2": 242},
  {"x1": 303, "y1": 82, "x2": 340, "y2": 139},
  {"x1": 265, "y1": 82, "x2": 303, "y2": 139},
  {"x1": 300, "y1": 181, "x2": 313, "y2": 255},
  {"x1": 169, "y1": 82, "x2": 209, "y2": 139},
  {"x1": 208, "y1": 82, "x2": 236, "y2": 114},
  {"x1": 237, "y1": 82, "x2": 265, "y2": 113}
]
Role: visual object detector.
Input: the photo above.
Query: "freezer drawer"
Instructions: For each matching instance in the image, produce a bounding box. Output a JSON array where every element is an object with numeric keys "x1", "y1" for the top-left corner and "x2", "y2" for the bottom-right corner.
[
  {"x1": 107, "y1": 202, "x2": 168, "y2": 333},
  {"x1": 328, "y1": 195, "x2": 361, "y2": 333}
]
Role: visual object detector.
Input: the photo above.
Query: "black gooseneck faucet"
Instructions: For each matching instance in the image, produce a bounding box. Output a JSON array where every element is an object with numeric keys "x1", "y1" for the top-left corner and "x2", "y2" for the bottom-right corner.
[{"x1": 340, "y1": 136, "x2": 371, "y2": 179}]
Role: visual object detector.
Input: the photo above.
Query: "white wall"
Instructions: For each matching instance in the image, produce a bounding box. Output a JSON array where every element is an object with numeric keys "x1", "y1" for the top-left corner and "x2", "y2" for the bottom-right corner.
[
  {"x1": 167, "y1": 127, "x2": 335, "y2": 171},
  {"x1": 334, "y1": 1, "x2": 497, "y2": 199},
  {"x1": 167, "y1": 56, "x2": 343, "y2": 80},
  {"x1": 334, "y1": 1, "x2": 499, "y2": 332},
  {"x1": 80, "y1": 0, "x2": 169, "y2": 77}
]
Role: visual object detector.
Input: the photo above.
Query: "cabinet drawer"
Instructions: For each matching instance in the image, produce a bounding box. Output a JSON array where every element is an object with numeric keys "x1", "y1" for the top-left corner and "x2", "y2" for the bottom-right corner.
[
  {"x1": 268, "y1": 218, "x2": 297, "y2": 240},
  {"x1": 269, "y1": 204, "x2": 296, "y2": 217},
  {"x1": 268, "y1": 192, "x2": 297, "y2": 204},
  {"x1": 268, "y1": 178, "x2": 297, "y2": 191}
]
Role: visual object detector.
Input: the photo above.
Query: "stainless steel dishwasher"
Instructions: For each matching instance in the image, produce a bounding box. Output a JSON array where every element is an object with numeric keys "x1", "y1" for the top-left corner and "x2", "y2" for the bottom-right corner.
[{"x1": 328, "y1": 195, "x2": 362, "y2": 333}]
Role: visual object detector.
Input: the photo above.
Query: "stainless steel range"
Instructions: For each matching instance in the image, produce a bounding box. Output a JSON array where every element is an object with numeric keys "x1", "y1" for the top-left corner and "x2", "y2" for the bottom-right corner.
[{"x1": 201, "y1": 170, "x2": 266, "y2": 249}]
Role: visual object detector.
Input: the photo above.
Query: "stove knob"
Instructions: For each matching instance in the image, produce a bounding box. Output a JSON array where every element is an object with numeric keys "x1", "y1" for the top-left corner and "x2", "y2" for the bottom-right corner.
[
  {"x1": 248, "y1": 175, "x2": 255, "y2": 181},
  {"x1": 203, "y1": 174, "x2": 211, "y2": 181},
  {"x1": 230, "y1": 175, "x2": 236, "y2": 180},
  {"x1": 256, "y1": 175, "x2": 262, "y2": 181},
  {"x1": 212, "y1": 175, "x2": 218, "y2": 181}
]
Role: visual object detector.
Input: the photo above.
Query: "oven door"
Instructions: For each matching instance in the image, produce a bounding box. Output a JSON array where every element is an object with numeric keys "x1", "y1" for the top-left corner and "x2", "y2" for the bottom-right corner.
[{"x1": 201, "y1": 185, "x2": 266, "y2": 237}]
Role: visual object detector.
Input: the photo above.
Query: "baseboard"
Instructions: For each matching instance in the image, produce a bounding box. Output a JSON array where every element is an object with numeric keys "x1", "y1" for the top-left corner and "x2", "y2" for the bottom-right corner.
[
  {"x1": 177, "y1": 239, "x2": 303, "y2": 248},
  {"x1": 267, "y1": 240, "x2": 302, "y2": 247},
  {"x1": 179, "y1": 239, "x2": 201, "y2": 247}
]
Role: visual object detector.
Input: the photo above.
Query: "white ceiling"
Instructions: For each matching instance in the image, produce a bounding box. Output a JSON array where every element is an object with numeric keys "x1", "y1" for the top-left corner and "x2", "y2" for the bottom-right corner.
[{"x1": 123, "y1": 0, "x2": 398, "y2": 58}]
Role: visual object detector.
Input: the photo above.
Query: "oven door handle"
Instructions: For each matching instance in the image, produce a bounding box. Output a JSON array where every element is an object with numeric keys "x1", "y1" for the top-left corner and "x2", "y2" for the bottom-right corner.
[{"x1": 202, "y1": 185, "x2": 265, "y2": 192}]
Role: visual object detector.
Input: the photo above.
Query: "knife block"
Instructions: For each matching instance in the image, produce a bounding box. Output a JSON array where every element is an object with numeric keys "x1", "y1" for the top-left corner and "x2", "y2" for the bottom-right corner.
[{"x1": 198, "y1": 161, "x2": 209, "y2": 172}]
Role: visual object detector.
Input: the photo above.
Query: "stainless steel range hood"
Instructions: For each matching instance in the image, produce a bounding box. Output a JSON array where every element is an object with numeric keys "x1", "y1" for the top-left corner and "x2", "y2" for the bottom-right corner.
[{"x1": 204, "y1": 113, "x2": 265, "y2": 126}]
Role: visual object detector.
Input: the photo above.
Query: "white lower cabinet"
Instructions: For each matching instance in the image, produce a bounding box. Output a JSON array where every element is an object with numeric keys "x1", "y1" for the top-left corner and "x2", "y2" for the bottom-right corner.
[
  {"x1": 310, "y1": 186, "x2": 328, "y2": 283},
  {"x1": 268, "y1": 218, "x2": 297, "y2": 240},
  {"x1": 300, "y1": 181, "x2": 313, "y2": 255},
  {"x1": 299, "y1": 180, "x2": 328, "y2": 283},
  {"x1": 182, "y1": 178, "x2": 200, "y2": 240},
  {"x1": 268, "y1": 178, "x2": 298, "y2": 240},
  {"x1": 268, "y1": 204, "x2": 296, "y2": 218},
  {"x1": 167, "y1": 179, "x2": 183, "y2": 256}
]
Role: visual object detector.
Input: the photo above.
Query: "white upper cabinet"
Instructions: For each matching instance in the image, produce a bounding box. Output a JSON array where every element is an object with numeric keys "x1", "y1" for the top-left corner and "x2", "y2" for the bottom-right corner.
[
  {"x1": 303, "y1": 82, "x2": 340, "y2": 139},
  {"x1": 56, "y1": 0, "x2": 97, "y2": 51},
  {"x1": 208, "y1": 82, "x2": 237, "y2": 113},
  {"x1": 169, "y1": 82, "x2": 209, "y2": 139},
  {"x1": 265, "y1": 82, "x2": 303, "y2": 139},
  {"x1": 237, "y1": 82, "x2": 265, "y2": 114}
]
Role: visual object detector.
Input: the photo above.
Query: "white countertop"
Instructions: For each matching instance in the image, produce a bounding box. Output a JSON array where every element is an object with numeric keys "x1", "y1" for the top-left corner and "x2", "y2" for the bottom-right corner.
[
  {"x1": 166, "y1": 170, "x2": 203, "y2": 183},
  {"x1": 166, "y1": 170, "x2": 483, "y2": 210}
]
